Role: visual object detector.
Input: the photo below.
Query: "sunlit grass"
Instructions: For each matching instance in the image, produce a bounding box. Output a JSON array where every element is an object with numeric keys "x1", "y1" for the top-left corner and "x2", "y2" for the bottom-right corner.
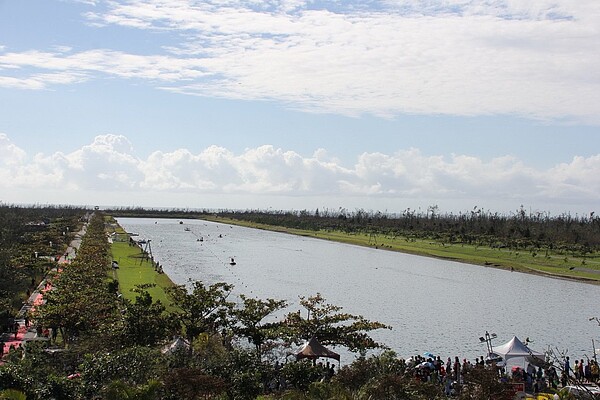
[{"x1": 109, "y1": 231, "x2": 177, "y2": 310}]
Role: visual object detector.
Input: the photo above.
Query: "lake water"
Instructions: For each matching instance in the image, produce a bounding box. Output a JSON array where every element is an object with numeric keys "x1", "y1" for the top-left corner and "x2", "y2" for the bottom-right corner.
[{"x1": 117, "y1": 217, "x2": 600, "y2": 363}]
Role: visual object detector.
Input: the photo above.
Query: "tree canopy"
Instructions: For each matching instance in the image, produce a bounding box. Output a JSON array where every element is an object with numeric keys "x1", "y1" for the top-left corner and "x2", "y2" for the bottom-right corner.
[{"x1": 283, "y1": 293, "x2": 391, "y2": 353}]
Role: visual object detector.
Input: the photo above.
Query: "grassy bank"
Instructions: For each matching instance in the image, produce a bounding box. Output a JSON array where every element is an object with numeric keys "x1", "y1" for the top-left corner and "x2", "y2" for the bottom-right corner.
[
  {"x1": 106, "y1": 219, "x2": 177, "y2": 309},
  {"x1": 201, "y1": 215, "x2": 600, "y2": 284}
]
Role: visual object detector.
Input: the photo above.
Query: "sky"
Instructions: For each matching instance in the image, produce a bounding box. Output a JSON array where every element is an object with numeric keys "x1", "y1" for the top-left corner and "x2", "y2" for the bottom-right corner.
[{"x1": 0, "y1": 0, "x2": 599, "y2": 216}]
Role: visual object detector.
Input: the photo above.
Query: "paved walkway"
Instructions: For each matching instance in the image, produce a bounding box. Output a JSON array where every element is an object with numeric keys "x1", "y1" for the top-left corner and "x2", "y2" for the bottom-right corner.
[{"x1": 1, "y1": 223, "x2": 87, "y2": 359}]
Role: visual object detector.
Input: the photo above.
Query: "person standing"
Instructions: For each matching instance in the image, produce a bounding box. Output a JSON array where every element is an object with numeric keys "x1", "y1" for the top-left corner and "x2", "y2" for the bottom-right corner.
[
  {"x1": 591, "y1": 360, "x2": 599, "y2": 383},
  {"x1": 443, "y1": 372, "x2": 453, "y2": 396},
  {"x1": 565, "y1": 356, "x2": 571, "y2": 380},
  {"x1": 585, "y1": 360, "x2": 592, "y2": 382},
  {"x1": 454, "y1": 356, "x2": 461, "y2": 382},
  {"x1": 13, "y1": 321, "x2": 19, "y2": 339}
]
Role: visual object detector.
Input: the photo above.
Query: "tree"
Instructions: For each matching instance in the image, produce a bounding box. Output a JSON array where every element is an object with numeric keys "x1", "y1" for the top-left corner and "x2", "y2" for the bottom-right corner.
[
  {"x1": 334, "y1": 350, "x2": 405, "y2": 392},
  {"x1": 37, "y1": 281, "x2": 116, "y2": 345},
  {"x1": 458, "y1": 367, "x2": 514, "y2": 400},
  {"x1": 283, "y1": 293, "x2": 390, "y2": 353},
  {"x1": 167, "y1": 281, "x2": 234, "y2": 342},
  {"x1": 79, "y1": 347, "x2": 163, "y2": 397},
  {"x1": 231, "y1": 294, "x2": 287, "y2": 359},
  {"x1": 122, "y1": 287, "x2": 177, "y2": 347}
]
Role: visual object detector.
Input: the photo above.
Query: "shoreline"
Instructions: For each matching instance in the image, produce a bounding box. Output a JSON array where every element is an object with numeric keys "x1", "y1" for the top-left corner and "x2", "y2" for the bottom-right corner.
[{"x1": 199, "y1": 215, "x2": 600, "y2": 286}]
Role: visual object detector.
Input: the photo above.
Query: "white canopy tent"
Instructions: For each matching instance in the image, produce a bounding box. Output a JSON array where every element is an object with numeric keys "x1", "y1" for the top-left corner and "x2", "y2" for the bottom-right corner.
[{"x1": 492, "y1": 336, "x2": 545, "y2": 368}]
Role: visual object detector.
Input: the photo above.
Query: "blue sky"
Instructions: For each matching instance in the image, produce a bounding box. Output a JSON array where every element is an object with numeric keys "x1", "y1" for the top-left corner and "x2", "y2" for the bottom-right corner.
[{"x1": 1, "y1": 0, "x2": 599, "y2": 215}]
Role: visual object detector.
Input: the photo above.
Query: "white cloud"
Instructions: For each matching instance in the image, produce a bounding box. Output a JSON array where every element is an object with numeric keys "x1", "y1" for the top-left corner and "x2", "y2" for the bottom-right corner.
[
  {"x1": 0, "y1": 76, "x2": 44, "y2": 90},
  {"x1": 1, "y1": 0, "x2": 599, "y2": 122},
  {"x1": 0, "y1": 134, "x2": 27, "y2": 166},
  {"x1": 381, "y1": 0, "x2": 583, "y2": 20},
  {"x1": 0, "y1": 133, "x2": 598, "y2": 212},
  {"x1": 0, "y1": 49, "x2": 210, "y2": 88},
  {"x1": 545, "y1": 155, "x2": 600, "y2": 198}
]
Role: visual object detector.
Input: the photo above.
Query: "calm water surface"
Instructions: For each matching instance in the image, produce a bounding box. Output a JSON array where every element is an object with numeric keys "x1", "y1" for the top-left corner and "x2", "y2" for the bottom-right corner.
[{"x1": 117, "y1": 217, "x2": 600, "y2": 362}]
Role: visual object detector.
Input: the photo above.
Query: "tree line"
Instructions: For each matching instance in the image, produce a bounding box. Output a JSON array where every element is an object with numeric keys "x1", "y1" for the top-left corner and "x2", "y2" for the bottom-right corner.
[{"x1": 111, "y1": 205, "x2": 600, "y2": 256}]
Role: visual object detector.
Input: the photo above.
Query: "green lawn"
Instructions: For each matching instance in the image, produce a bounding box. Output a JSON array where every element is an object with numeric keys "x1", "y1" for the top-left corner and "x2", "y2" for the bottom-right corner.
[
  {"x1": 201, "y1": 216, "x2": 600, "y2": 284},
  {"x1": 109, "y1": 238, "x2": 177, "y2": 309}
]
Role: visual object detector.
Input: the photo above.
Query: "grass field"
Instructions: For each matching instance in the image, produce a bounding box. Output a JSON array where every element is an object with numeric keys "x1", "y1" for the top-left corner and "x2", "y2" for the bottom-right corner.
[
  {"x1": 201, "y1": 216, "x2": 600, "y2": 284},
  {"x1": 108, "y1": 224, "x2": 177, "y2": 309}
]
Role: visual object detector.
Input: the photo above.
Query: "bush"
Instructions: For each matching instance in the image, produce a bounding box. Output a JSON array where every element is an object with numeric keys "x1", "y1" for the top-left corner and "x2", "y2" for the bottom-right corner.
[
  {"x1": 280, "y1": 361, "x2": 323, "y2": 391},
  {"x1": 79, "y1": 346, "x2": 163, "y2": 396}
]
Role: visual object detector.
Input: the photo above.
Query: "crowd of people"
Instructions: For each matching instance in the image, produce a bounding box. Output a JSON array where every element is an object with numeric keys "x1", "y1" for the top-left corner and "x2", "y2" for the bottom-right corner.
[
  {"x1": 403, "y1": 354, "x2": 494, "y2": 395},
  {"x1": 400, "y1": 352, "x2": 600, "y2": 396},
  {"x1": 564, "y1": 356, "x2": 600, "y2": 384}
]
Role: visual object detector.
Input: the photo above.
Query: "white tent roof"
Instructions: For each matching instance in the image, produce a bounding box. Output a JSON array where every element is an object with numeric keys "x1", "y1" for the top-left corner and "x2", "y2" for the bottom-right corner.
[
  {"x1": 161, "y1": 336, "x2": 190, "y2": 355},
  {"x1": 492, "y1": 336, "x2": 543, "y2": 362}
]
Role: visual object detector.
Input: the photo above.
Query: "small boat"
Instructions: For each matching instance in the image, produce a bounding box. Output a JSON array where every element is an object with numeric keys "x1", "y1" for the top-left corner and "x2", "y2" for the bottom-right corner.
[
  {"x1": 184, "y1": 227, "x2": 191, "y2": 232},
  {"x1": 229, "y1": 258, "x2": 236, "y2": 266}
]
